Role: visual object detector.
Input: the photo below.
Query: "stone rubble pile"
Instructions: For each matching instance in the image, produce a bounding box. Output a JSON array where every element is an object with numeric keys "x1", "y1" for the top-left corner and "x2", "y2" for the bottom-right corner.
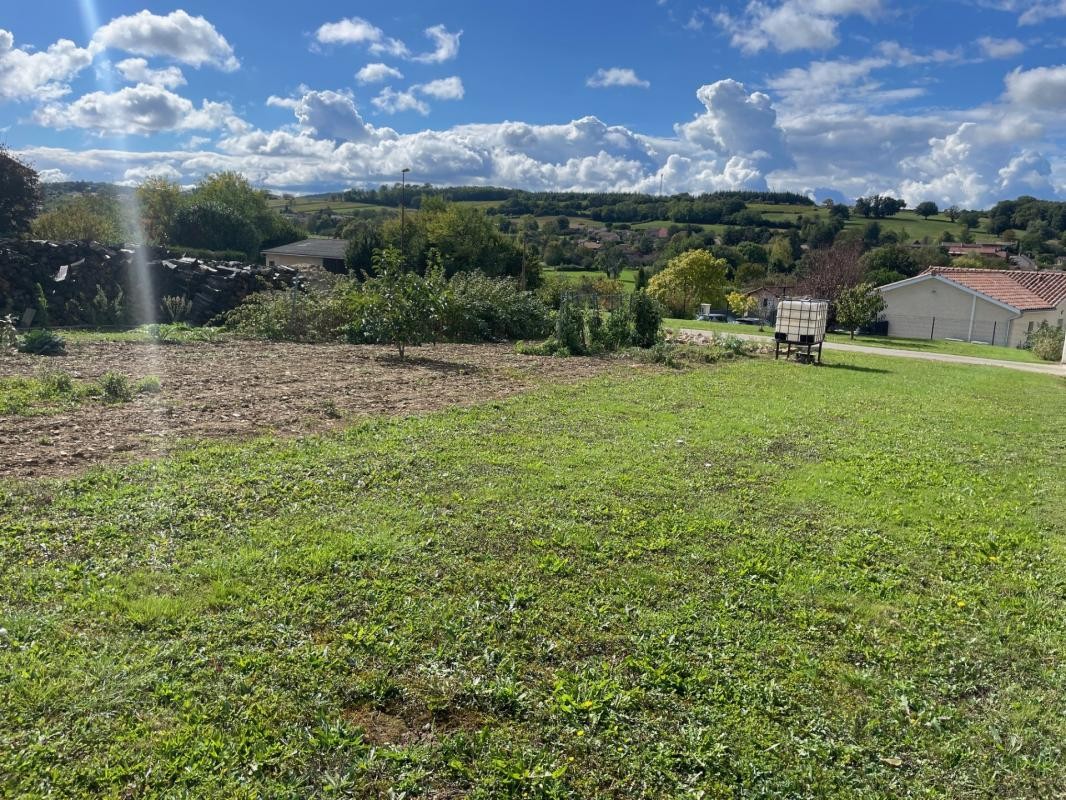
[{"x1": 0, "y1": 239, "x2": 299, "y2": 326}]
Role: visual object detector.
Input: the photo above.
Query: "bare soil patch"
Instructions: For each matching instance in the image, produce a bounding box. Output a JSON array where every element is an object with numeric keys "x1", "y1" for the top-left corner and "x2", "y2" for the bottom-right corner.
[{"x1": 1, "y1": 340, "x2": 617, "y2": 479}]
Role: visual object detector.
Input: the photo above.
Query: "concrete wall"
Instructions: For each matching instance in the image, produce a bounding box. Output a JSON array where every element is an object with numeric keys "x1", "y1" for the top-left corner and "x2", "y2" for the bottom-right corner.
[
  {"x1": 879, "y1": 277, "x2": 1019, "y2": 346},
  {"x1": 264, "y1": 254, "x2": 325, "y2": 269}
]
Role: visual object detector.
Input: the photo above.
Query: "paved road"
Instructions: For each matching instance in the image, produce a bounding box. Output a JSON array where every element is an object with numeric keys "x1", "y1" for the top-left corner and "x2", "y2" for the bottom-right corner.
[{"x1": 678, "y1": 328, "x2": 1066, "y2": 377}]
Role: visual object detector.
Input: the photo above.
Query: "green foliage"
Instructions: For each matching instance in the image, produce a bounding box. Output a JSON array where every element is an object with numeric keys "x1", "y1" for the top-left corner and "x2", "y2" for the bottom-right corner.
[
  {"x1": 915, "y1": 201, "x2": 939, "y2": 219},
  {"x1": 135, "y1": 375, "x2": 163, "y2": 394},
  {"x1": 170, "y1": 202, "x2": 260, "y2": 258},
  {"x1": 0, "y1": 145, "x2": 41, "y2": 237},
  {"x1": 1024, "y1": 322, "x2": 1065, "y2": 361},
  {"x1": 860, "y1": 243, "x2": 923, "y2": 280},
  {"x1": 160, "y1": 295, "x2": 192, "y2": 324},
  {"x1": 630, "y1": 290, "x2": 663, "y2": 348},
  {"x1": 440, "y1": 271, "x2": 552, "y2": 342},
  {"x1": 834, "y1": 282, "x2": 887, "y2": 338},
  {"x1": 17, "y1": 328, "x2": 66, "y2": 355},
  {"x1": 225, "y1": 281, "x2": 366, "y2": 343},
  {"x1": 32, "y1": 194, "x2": 126, "y2": 244},
  {"x1": 726, "y1": 290, "x2": 758, "y2": 317},
  {"x1": 136, "y1": 177, "x2": 183, "y2": 245},
  {"x1": 648, "y1": 249, "x2": 728, "y2": 317},
  {"x1": 359, "y1": 249, "x2": 442, "y2": 359},
  {"x1": 91, "y1": 283, "x2": 125, "y2": 326},
  {"x1": 98, "y1": 371, "x2": 133, "y2": 402},
  {"x1": 34, "y1": 283, "x2": 50, "y2": 328}
]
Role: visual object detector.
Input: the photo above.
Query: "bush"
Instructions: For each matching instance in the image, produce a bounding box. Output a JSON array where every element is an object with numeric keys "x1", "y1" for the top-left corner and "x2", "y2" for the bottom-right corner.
[
  {"x1": 37, "y1": 367, "x2": 73, "y2": 395},
  {"x1": 170, "y1": 202, "x2": 261, "y2": 259},
  {"x1": 225, "y1": 281, "x2": 367, "y2": 342},
  {"x1": 359, "y1": 251, "x2": 442, "y2": 359},
  {"x1": 441, "y1": 272, "x2": 552, "y2": 342},
  {"x1": 135, "y1": 376, "x2": 162, "y2": 394},
  {"x1": 1025, "y1": 322, "x2": 1065, "y2": 361},
  {"x1": 18, "y1": 329, "x2": 66, "y2": 355},
  {"x1": 630, "y1": 290, "x2": 663, "y2": 348},
  {"x1": 98, "y1": 372, "x2": 132, "y2": 402},
  {"x1": 161, "y1": 295, "x2": 192, "y2": 323}
]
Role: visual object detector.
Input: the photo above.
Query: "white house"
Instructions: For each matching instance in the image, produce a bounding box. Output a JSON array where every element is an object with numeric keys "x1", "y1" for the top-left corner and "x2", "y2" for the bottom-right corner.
[{"x1": 878, "y1": 267, "x2": 1066, "y2": 348}]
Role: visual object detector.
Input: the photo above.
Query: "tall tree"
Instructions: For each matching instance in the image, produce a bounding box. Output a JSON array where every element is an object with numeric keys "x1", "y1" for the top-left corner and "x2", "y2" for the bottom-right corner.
[
  {"x1": 0, "y1": 146, "x2": 41, "y2": 238},
  {"x1": 915, "y1": 201, "x2": 939, "y2": 219},
  {"x1": 797, "y1": 239, "x2": 865, "y2": 303},
  {"x1": 136, "y1": 177, "x2": 183, "y2": 245}
]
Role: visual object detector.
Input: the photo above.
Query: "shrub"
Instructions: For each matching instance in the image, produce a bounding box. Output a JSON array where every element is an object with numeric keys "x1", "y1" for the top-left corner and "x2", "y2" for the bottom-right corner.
[
  {"x1": 161, "y1": 295, "x2": 192, "y2": 324},
  {"x1": 630, "y1": 290, "x2": 663, "y2": 348},
  {"x1": 135, "y1": 376, "x2": 162, "y2": 394},
  {"x1": 18, "y1": 329, "x2": 66, "y2": 355},
  {"x1": 98, "y1": 372, "x2": 133, "y2": 402},
  {"x1": 169, "y1": 202, "x2": 260, "y2": 258},
  {"x1": 37, "y1": 367, "x2": 73, "y2": 395},
  {"x1": 441, "y1": 272, "x2": 552, "y2": 341},
  {"x1": 225, "y1": 281, "x2": 366, "y2": 342},
  {"x1": 1025, "y1": 322, "x2": 1065, "y2": 361}
]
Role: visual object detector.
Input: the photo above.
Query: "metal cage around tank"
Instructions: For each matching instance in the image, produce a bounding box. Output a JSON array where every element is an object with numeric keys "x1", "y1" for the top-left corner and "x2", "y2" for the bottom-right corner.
[{"x1": 773, "y1": 298, "x2": 829, "y2": 364}]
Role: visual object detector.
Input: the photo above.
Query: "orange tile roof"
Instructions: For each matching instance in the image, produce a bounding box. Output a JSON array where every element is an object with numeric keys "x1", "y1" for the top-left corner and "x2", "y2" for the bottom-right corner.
[{"x1": 922, "y1": 267, "x2": 1066, "y2": 311}]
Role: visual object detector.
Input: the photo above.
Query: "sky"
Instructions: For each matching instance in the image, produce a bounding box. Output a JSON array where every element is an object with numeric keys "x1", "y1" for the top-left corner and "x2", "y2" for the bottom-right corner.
[{"x1": 2, "y1": 1, "x2": 1066, "y2": 207}]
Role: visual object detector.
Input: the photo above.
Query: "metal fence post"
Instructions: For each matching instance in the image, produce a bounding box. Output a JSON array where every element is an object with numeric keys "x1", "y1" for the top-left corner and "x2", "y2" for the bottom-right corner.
[{"x1": 930, "y1": 317, "x2": 935, "y2": 340}]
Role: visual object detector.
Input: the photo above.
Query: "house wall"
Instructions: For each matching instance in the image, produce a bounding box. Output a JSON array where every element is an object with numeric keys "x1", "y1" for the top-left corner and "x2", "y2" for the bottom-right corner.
[
  {"x1": 879, "y1": 278, "x2": 1019, "y2": 346},
  {"x1": 264, "y1": 254, "x2": 326, "y2": 269},
  {"x1": 1015, "y1": 304, "x2": 1066, "y2": 348}
]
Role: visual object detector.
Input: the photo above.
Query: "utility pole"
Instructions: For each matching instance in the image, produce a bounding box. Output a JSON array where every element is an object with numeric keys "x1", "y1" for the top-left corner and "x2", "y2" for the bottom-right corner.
[
  {"x1": 400, "y1": 167, "x2": 410, "y2": 271},
  {"x1": 659, "y1": 173, "x2": 663, "y2": 197}
]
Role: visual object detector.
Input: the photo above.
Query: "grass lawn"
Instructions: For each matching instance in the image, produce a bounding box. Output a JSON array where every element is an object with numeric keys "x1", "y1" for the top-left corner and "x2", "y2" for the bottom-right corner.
[
  {"x1": 542, "y1": 268, "x2": 639, "y2": 290},
  {"x1": 667, "y1": 318, "x2": 1045, "y2": 363},
  {"x1": 2, "y1": 354, "x2": 1064, "y2": 797}
]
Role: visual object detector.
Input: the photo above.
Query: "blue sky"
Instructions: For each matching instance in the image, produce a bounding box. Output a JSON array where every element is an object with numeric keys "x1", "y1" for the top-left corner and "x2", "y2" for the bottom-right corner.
[{"x1": 2, "y1": 0, "x2": 1066, "y2": 206}]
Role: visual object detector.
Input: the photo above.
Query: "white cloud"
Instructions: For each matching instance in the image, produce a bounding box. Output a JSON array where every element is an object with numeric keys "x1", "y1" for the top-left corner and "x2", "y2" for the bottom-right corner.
[
  {"x1": 586, "y1": 68, "x2": 651, "y2": 89},
  {"x1": 292, "y1": 89, "x2": 376, "y2": 141},
  {"x1": 372, "y1": 87, "x2": 430, "y2": 115},
  {"x1": 715, "y1": 0, "x2": 880, "y2": 54},
  {"x1": 0, "y1": 28, "x2": 94, "y2": 101},
  {"x1": 115, "y1": 58, "x2": 186, "y2": 89},
  {"x1": 676, "y1": 79, "x2": 790, "y2": 172},
  {"x1": 119, "y1": 162, "x2": 183, "y2": 185},
  {"x1": 1004, "y1": 64, "x2": 1066, "y2": 108},
  {"x1": 1019, "y1": 1, "x2": 1066, "y2": 24},
  {"x1": 356, "y1": 63, "x2": 403, "y2": 84},
  {"x1": 417, "y1": 76, "x2": 465, "y2": 100},
  {"x1": 977, "y1": 36, "x2": 1026, "y2": 58},
  {"x1": 314, "y1": 17, "x2": 460, "y2": 62},
  {"x1": 91, "y1": 10, "x2": 239, "y2": 71},
  {"x1": 38, "y1": 168, "x2": 72, "y2": 182},
  {"x1": 412, "y1": 25, "x2": 462, "y2": 64},
  {"x1": 33, "y1": 84, "x2": 246, "y2": 136}
]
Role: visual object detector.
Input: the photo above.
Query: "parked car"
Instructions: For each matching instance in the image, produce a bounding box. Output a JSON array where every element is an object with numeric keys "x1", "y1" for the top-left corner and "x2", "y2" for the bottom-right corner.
[
  {"x1": 733, "y1": 317, "x2": 762, "y2": 325},
  {"x1": 696, "y1": 312, "x2": 728, "y2": 322}
]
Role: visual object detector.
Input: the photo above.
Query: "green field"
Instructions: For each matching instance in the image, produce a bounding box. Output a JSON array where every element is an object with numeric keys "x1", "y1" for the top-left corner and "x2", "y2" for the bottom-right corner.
[
  {"x1": 2, "y1": 353, "x2": 1064, "y2": 797},
  {"x1": 543, "y1": 267, "x2": 639, "y2": 289},
  {"x1": 666, "y1": 318, "x2": 1044, "y2": 363}
]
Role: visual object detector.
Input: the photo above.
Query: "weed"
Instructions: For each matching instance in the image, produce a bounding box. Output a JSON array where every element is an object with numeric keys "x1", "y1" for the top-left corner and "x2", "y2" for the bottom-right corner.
[{"x1": 98, "y1": 371, "x2": 133, "y2": 402}]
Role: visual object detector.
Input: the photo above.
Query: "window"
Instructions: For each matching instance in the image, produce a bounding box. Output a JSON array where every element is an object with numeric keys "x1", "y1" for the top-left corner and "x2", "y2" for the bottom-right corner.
[{"x1": 1027, "y1": 321, "x2": 1034, "y2": 333}]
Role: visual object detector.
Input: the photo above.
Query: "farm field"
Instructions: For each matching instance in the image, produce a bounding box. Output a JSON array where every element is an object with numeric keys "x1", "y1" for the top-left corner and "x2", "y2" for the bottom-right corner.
[
  {"x1": 542, "y1": 267, "x2": 640, "y2": 289},
  {"x1": 2, "y1": 351, "x2": 1064, "y2": 797},
  {"x1": 747, "y1": 203, "x2": 1006, "y2": 243},
  {"x1": 0, "y1": 341, "x2": 614, "y2": 479},
  {"x1": 666, "y1": 318, "x2": 1045, "y2": 362}
]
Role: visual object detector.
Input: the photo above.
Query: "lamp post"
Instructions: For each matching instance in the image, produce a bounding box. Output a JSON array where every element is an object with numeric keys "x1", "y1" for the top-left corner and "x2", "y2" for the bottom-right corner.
[{"x1": 400, "y1": 167, "x2": 410, "y2": 271}]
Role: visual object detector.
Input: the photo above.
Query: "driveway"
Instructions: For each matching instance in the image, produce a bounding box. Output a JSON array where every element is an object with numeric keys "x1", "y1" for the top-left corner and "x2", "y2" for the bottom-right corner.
[{"x1": 678, "y1": 329, "x2": 1066, "y2": 377}]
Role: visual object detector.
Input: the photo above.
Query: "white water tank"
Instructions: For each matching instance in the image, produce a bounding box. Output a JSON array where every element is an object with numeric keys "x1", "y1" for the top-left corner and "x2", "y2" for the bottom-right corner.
[{"x1": 775, "y1": 299, "x2": 828, "y2": 344}]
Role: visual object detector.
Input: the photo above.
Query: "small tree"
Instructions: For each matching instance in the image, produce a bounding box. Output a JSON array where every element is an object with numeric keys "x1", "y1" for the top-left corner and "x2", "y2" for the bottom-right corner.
[
  {"x1": 630, "y1": 290, "x2": 663, "y2": 348},
  {"x1": 169, "y1": 202, "x2": 260, "y2": 257},
  {"x1": 726, "y1": 290, "x2": 757, "y2": 318},
  {"x1": 137, "y1": 177, "x2": 183, "y2": 245},
  {"x1": 915, "y1": 201, "x2": 939, "y2": 219},
  {"x1": 835, "y1": 282, "x2": 885, "y2": 339},
  {"x1": 0, "y1": 146, "x2": 40, "y2": 238},
  {"x1": 648, "y1": 249, "x2": 727, "y2": 317},
  {"x1": 361, "y1": 248, "x2": 440, "y2": 359}
]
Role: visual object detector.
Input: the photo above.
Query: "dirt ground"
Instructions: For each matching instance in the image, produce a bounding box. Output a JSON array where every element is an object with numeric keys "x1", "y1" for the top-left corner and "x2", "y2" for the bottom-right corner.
[{"x1": 1, "y1": 340, "x2": 619, "y2": 480}]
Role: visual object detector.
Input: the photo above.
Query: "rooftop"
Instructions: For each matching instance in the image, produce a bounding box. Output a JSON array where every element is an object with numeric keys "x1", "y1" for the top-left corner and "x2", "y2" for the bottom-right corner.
[
  {"x1": 922, "y1": 267, "x2": 1066, "y2": 311},
  {"x1": 261, "y1": 238, "x2": 348, "y2": 260}
]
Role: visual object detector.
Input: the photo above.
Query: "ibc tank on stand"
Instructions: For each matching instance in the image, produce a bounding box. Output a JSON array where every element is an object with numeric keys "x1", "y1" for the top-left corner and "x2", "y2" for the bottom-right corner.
[{"x1": 774, "y1": 299, "x2": 828, "y2": 364}]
